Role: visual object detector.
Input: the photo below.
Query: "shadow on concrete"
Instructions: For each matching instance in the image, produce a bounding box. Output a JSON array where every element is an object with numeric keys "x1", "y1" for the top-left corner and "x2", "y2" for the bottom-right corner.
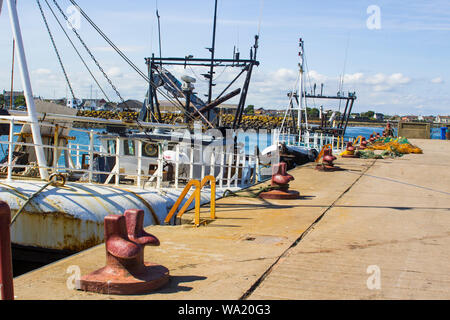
[
  {"x1": 214, "y1": 203, "x2": 450, "y2": 212},
  {"x1": 334, "y1": 205, "x2": 450, "y2": 211},
  {"x1": 158, "y1": 275, "x2": 207, "y2": 294}
]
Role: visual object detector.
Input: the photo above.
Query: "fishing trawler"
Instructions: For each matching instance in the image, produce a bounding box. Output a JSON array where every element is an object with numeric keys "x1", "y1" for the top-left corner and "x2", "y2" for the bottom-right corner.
[
  {"x1": 263, "y1": 38, "x2": 357, "y2": 169},
  {"x1": 0, "y1": 0, "x2": 269, "y2": 272}
]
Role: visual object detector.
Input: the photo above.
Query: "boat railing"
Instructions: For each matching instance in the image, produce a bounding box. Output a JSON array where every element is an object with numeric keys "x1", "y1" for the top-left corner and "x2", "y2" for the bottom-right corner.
[
  {"x1": 0, "y1": 117, "x2": 261, "y2": 191},
  {"x1": 276, "y1": 130, "x2": 349, "y2": 154}
]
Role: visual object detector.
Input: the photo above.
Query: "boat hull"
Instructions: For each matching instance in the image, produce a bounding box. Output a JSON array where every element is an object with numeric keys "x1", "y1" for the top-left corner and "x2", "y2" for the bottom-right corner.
[{"x1": 1, "y1": 180, "x2": 228, "y2": 256}]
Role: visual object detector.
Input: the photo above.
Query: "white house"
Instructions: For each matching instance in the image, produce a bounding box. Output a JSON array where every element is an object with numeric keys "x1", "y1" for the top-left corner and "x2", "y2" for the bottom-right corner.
[
  {"x1": 436, "y1": 115, "x2": 450, "y2": 124},
  {"x1": 373, "y1": 113, "x2": 384, "y2": 121}
]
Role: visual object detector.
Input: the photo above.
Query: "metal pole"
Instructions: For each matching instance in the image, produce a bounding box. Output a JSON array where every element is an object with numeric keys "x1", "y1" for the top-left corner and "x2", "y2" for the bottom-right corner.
[
  {"x1": 156, "y1": 8, "x2": 162, "y2": 63},
  {"x1": 10, "y1": 39, "x2": 15, "y2": 109},
  {"x1": 207, "y1": 0, "x2": 218, "y2": 106},
  {"x1": 6, "y1": 119, "x2": 14, "y2": 181},
  {"x1": 6, "y1": 0, "x2": 48, "y2": 179},
  {"x1": 298, "y1": 39, "x2": 304, "y2": 132},
  {"x1": 137, "y1": 140, "x2": 142, "y2": 188},
  {"x1": 343, "y1": 99, "x2": 355, "y2": 138},
  {"x1": 0, "y1": 201, "x2": 14, "y2": 300},
  {"x1": 88, "y1": 130, "x2": 94, "y2": 183}
]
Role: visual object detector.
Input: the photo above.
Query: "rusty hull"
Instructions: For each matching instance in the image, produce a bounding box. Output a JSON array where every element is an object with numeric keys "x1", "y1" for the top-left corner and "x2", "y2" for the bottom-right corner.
[{"x1": 0, "y1": 179, "x2": 231, "y2": 253}]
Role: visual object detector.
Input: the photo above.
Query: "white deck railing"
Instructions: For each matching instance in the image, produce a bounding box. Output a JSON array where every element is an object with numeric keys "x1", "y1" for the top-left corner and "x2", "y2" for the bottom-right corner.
[
  {"x1": 0, "y1": 118, "x2": 261, "y2": 191},
  {"x1": 274, "y1": 129, "x2": 350, "y2": 154}
]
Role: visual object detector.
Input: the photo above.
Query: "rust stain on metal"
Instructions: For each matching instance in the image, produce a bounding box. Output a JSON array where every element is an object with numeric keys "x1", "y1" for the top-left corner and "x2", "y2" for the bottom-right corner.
[{"x1": 10, "y1": 209, "x2": 104, "y2": 252}]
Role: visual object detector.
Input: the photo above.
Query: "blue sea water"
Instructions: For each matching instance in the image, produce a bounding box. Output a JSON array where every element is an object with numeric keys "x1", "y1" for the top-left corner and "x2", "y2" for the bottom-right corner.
[{"x1": 0, "y1": 125, "x2": 445, "y2": 163}]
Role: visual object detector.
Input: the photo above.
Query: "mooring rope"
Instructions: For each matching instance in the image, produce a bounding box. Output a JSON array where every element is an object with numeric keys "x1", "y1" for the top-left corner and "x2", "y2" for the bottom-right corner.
[{"x1": 10, "y1": 173, "x2": 66, "y2": 225}]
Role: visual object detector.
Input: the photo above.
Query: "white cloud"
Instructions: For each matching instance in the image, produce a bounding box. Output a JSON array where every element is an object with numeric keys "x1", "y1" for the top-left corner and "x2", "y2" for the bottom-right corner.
[
  {"x1": 106, "y1": 67, "x2": 123, "y2": 78},
  {"x1": 32, "y1": 68, "x2": 52, "y2": 75},
  {"x1": 431, "y1": 77, "x2": 443, "y2": 84},
  {"x1": 387, "y1": 73, "x2": 411, "y2": 85},
  {"x1": 343, "y1": 73, "x2": 364, "y2": 83},
  {"x1": 306, "y1": 70, "x2": 329, "y2": 83},
  {"x1": 363, "y1": 73, "x2": 411, "y2": 86}
]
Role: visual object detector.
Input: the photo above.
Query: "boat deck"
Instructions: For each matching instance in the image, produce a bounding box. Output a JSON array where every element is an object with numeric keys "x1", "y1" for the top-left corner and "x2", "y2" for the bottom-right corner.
[{"x1": 12, "y1": 139, "x2": 450, "y2": 300}]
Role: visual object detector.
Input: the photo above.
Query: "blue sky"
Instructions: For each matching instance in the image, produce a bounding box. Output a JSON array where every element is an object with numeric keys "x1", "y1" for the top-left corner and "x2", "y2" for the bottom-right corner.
[{"x1": 1, "y1": 0, "x2": 449, "y2": 115}]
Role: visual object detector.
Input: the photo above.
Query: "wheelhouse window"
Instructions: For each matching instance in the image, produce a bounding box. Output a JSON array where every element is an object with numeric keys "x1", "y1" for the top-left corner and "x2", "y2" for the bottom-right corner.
[{"x1": 124, "y1": 140, "x2": 135, "y2": 156}]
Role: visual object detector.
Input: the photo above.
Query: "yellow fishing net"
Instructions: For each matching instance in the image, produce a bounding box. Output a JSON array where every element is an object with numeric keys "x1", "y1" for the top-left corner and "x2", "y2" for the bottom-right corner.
[{"x1": 367, "y1": 137, "x2": 423, "y2": 154}]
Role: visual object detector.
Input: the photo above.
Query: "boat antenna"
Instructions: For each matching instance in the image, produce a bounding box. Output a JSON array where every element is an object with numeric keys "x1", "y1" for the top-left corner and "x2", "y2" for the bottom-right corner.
[
  {"x1": 338, "y1": 33, "x2": 350, "y2": 112},
  {"x1": 156, "y1": 0, "x2": 162, "y2": 64},
  {"x1": 207, "y1": 0, "x2": 218, "y2": 106},
  {"x1": 257, "y1": 0, "x2": 264, "y2": 37}
]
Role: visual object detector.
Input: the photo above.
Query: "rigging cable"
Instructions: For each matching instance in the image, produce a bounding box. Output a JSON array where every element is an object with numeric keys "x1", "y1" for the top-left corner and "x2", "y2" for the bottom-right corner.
[
  {"x1": 66, "y1": 0, "x2": 187, "y2": 115},
  {"x1": 43, "y1": 0, "x2": 111, "y2": 102},
  {"x1": 257, "y1": 0, "x2": 264, "y2": 37},
  {"x1": 67, "y1": 0, "x2": 149, "y2": 82},
  {"x1": 55, "y1": 0, "x2": 213, "y2": 127},
  {"x1": 280, "y1": 71, "x2": 300, "y2": 132},
  {"x1": 36, "y1": 0, "x2": 76, "y2": 100},
  {"x1": 52, "y1": 0, "x2": 127, "y2": 109},
  {"x1": 338, "y1": 33, "x2": 351, "y2": 112},
  {"x1": 68, "y1": 0, "x2": 218, "y2": 127}
]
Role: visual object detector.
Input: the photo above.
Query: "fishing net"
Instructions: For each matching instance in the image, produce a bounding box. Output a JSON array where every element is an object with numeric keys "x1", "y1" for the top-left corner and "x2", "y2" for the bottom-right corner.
[
  {"x1": 367, "y1": 137, "x2": 423, "y2": 155},
  {"x1": 354, "y1": 150, "x2": 383, "y2": 159}
]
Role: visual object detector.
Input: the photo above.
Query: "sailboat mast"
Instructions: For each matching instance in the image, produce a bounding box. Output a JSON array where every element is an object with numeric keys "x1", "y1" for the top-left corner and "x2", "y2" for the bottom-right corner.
[{"x1": 6, "y1": 0, "x2": 48, "y2": 180}]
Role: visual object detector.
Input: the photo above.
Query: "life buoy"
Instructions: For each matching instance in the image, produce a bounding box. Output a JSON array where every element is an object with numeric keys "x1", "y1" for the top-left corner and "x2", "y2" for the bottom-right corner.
[{"x1": 143, "y1": 143, "x2": 158, "y2": 157}]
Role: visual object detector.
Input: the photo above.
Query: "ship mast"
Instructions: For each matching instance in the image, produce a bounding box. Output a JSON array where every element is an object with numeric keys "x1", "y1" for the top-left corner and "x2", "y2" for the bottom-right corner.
[
  {"x1": 207, "y1": 0, "x2": 219, "y2": 122},
  {"x1": 5, "y1": 0, "x2": 49, "y2": 180},
  {"x1": 298, "y1": 38, "x2": 307, "y2": 134}
]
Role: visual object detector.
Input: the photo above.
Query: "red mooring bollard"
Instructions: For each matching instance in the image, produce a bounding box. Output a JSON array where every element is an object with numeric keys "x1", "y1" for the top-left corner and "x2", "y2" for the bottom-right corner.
[
  {"x1": 316, "y1": 149, "x2": 342, "y2": 172},
  {"x1": 259, "y1": 162, "x2": 300, "y2": 199},
  {"x1": 342, "y1": 141, "x2": 358, "y2": 158},
  {"x1": 359, "y1": 137, "x2": 367, "y2": 150},
  {"x1": 77, "y1": 209, "x2": 169, "y2": 295},
  {"x1": 0, "y1": 201, "x2": 14, "y2": 300}
]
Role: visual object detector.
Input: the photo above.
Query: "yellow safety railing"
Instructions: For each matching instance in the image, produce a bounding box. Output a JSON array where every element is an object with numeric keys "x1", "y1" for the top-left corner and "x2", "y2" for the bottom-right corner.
[
  {"x1": 164, "y1": 176, "x2": 216, "y2": 227},
  {"x1": 337, "y1": 136, "x2": 345, "y2": 150},
  {"x1": 353, "y1": 135, "x2": 363, "y2": 146},
  {"x1": 315, "y1": 144, "x2": 332, "y2": 163}
]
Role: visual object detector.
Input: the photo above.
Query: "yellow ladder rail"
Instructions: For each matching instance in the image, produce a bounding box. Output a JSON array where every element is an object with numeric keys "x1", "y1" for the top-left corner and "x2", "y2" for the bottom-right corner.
[
  {"x1": 315, "y1": 144, "x2": 332, "y2": 163},
  {"x1": 164, "y1": 176, "x2": 216, "y2": 227},
  {"x1": 353, "y1": 135, "x2": 363, "y2": 146}
]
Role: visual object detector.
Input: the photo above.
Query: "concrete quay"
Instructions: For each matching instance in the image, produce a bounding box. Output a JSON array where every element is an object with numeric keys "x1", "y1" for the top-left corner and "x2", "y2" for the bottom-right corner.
[{"x1": 12, "y1": 139, "x2": 450, "y2": 300}]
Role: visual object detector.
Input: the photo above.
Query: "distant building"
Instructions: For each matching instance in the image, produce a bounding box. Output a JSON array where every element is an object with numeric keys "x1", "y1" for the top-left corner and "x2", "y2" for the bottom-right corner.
[
  {"x1": 98, "y1": 102, "x2": 116, "y2": 111},
  {"x1": 67, "y1": 98, "x2": 83, "y2": 109},
  {"x1": 2, "y1": 90, "x2": 24, "y2": 107},
  {"x1": 373, "y1": 113, "x2": 384, "y2": 121},
  {"x1": 436, "y1": 115, "x2": 450, "y2": 124},
  {"x1": 401, "y1": 115, "x2": 418, "y2": 122},
  {"x1": 117, "y1": 99, "x2": 144, "y2": 112},
  {"x1": 418, "y1": 115, "x2": 435, "y2": 122},
  {"x1": 264, "y1": 109, "x2": 284, "y2": 116},
  {"x1": 146, "y1": 100, "x2": 238, "y2": 115},
  {"x1": 254, "y1": 108, "x2": 265, "y2": 115},
  {"x1": 81, "y1": 99, "x2": 107, "y2": 110}
]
